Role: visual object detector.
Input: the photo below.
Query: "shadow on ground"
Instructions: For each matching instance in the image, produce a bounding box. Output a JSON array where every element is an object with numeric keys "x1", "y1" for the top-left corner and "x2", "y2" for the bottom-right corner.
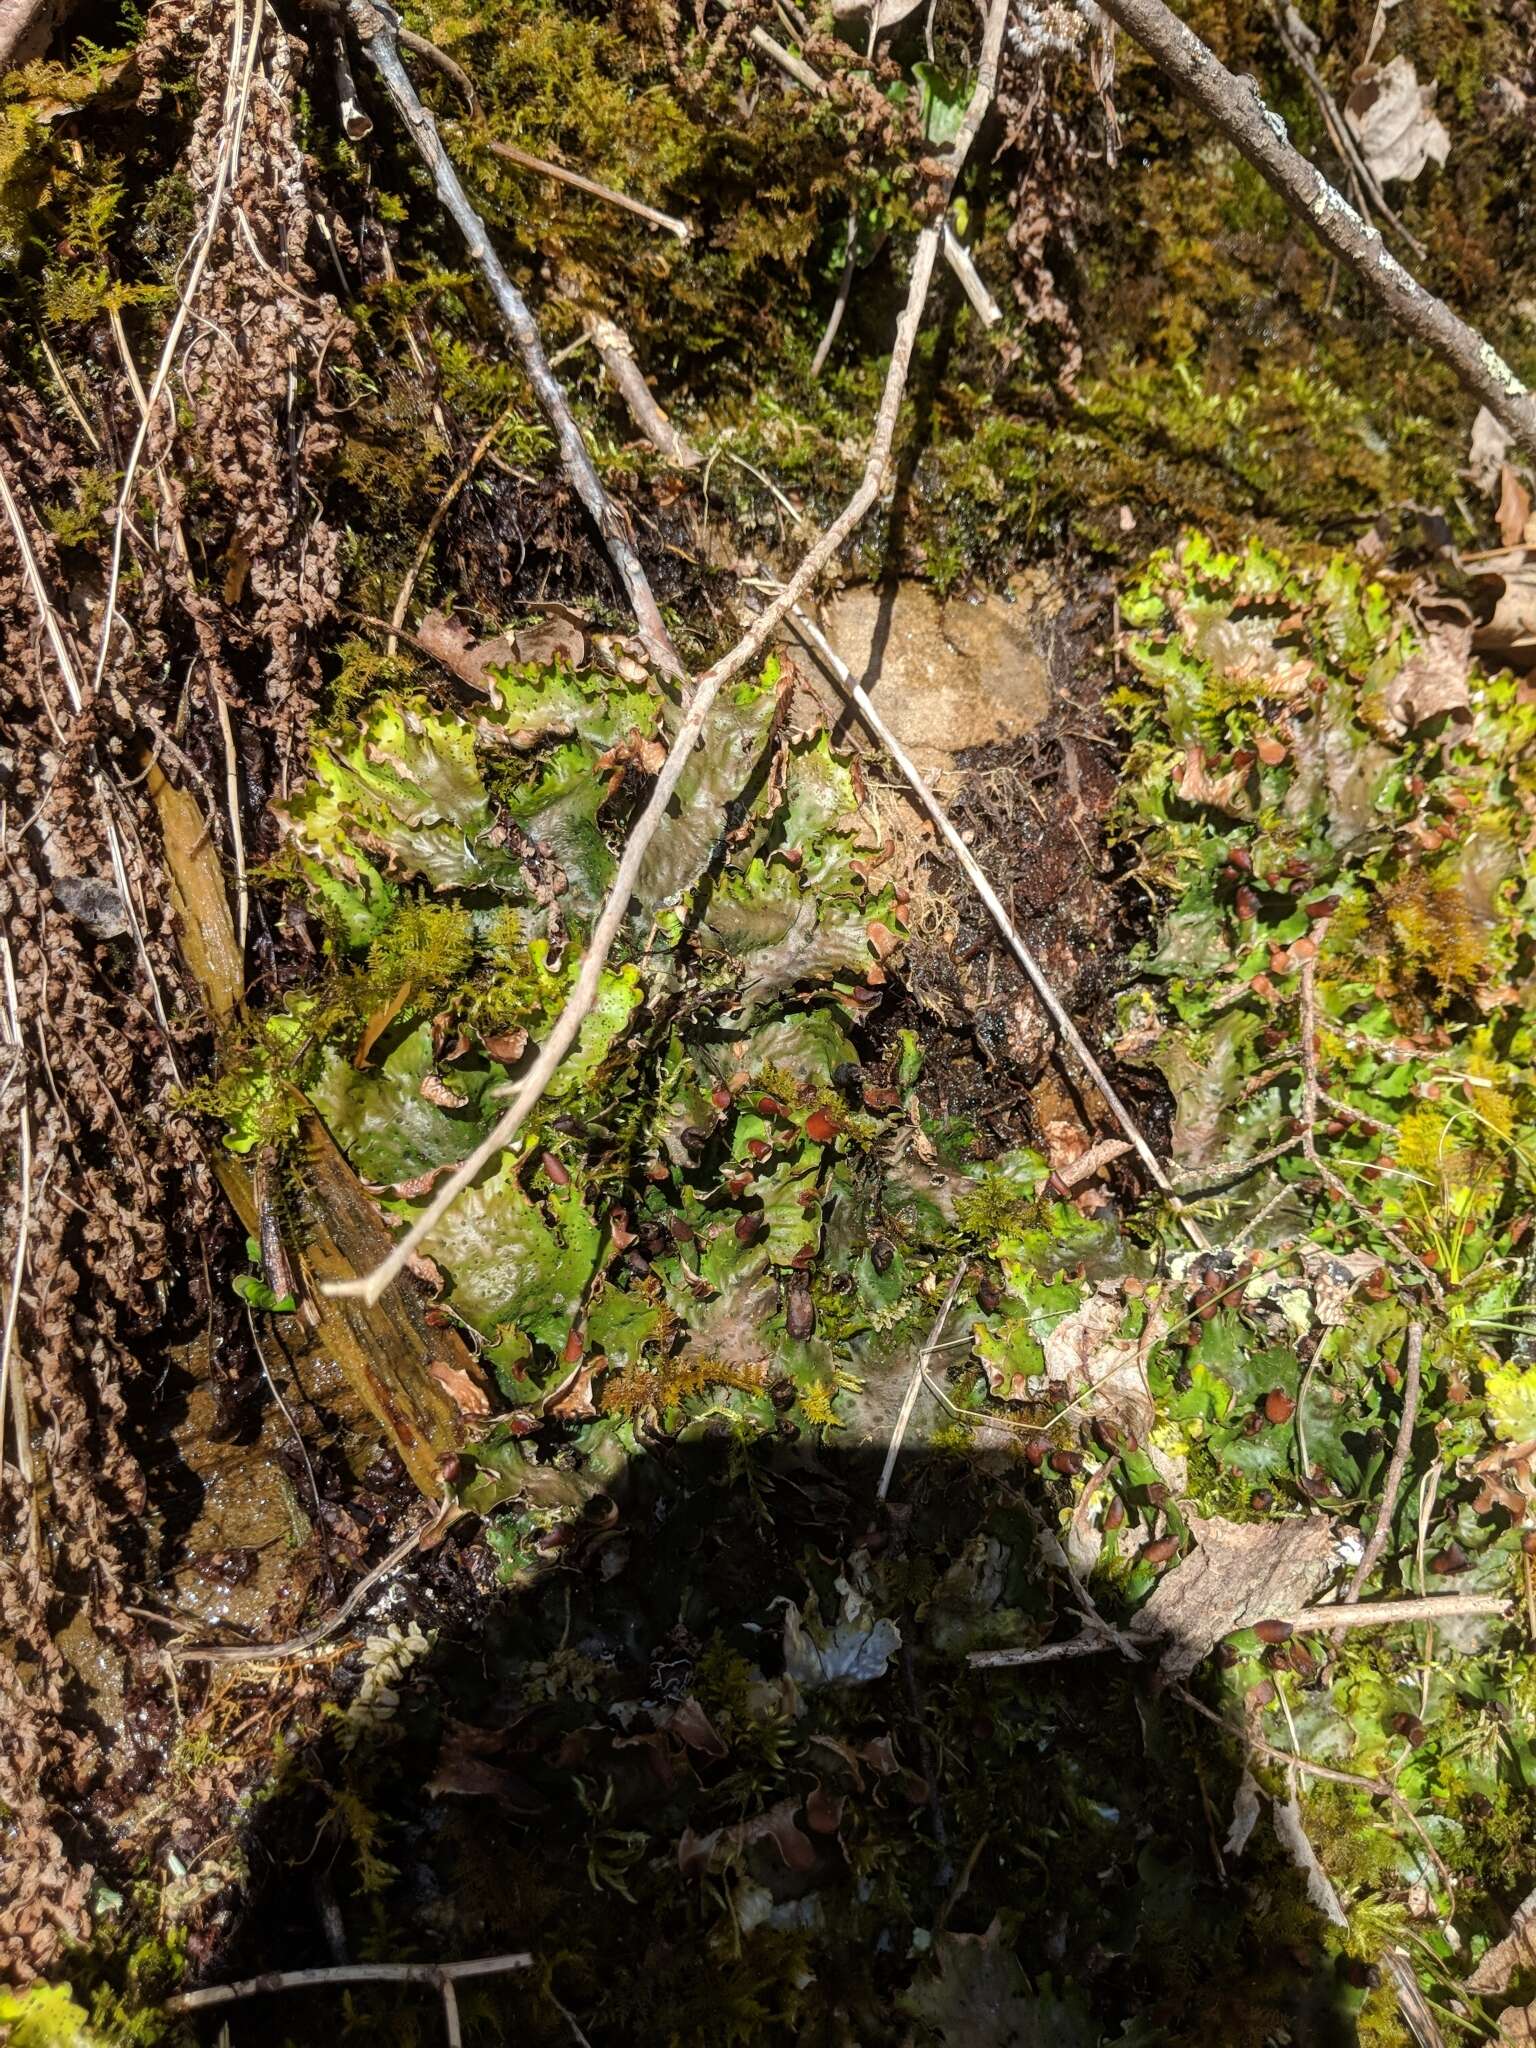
[{"x1": 181, "y1": 1429, "x2": 1376, "y2": 2048}]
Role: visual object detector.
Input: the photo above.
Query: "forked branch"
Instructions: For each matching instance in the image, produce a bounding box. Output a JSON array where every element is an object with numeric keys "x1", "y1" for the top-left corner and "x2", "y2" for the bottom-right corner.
[{"x1": 324, "y1": 0, "x2": 1014, "y2": 1308}]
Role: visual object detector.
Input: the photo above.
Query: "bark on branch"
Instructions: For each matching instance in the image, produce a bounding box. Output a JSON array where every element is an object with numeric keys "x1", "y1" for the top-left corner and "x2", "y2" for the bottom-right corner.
[{"x1": 1089, "y1": 0, "x2": 1536, "y2": 458}]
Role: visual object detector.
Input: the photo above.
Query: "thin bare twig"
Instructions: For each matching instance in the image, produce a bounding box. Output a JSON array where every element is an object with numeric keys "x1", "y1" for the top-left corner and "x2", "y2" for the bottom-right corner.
[
  {"x1": 812, "y1": 212, "x2": 859, "y2": 377},
  {"x1": 476, "y1": 132, "x2": 691, "y2": 241},
  {"x1": 0, "y1": 458, "x2": 183, "y2": 1078},
  {"x1": 1269, "y1": 1, "x2": 1425, "y2": 261},
  {"x1": 1341, "y1": 1321, "x2": 1423, "y2": 1604},
  {"x1": 878, "y1": 1268, "x2": 964, "y2": 1501},
  {"x1": 389, "y1": 398, "x2": 521, "y2": 648},
  {"x1": 0, "y1": 933, "x2": 32, "y2": 1482},
  {"x1": 786, "y1": 606, "x2": 1207, "y2": 1247},
  {"x1": 170, "y1": 1494, "x2": 457, "y2": 1663},
  {"x1": 323, "y1": 0, "x2": 1014, "y2": 1310},
  {"x1": 578, "y1": 309, "x2": 702, "y2": 467},
  {"x1": 969, "y1": 1631, "x2": 1113, "y2": 1668},
  {"x1": 1285, "y1": 1592, "x2": 1511, "y2": 1632},
  {"x1": 396, "y1": 21, "x2": 479, "y2": 114},
  {"x1": 166, "y1": 1952, "x2": 533, "y2": 2021},
  {"x1": 91, "y1": 0, "x2": 265, "y2": 695},
  {"x1": 1088, "y1": 0, "x2": 1536, "y2": 457},
  {"x1": 347, "y1": 0, "x2": 684, "y2": 680},
  {"x1": 749, "y1": 22, "x2": 824, "y2": 93}
]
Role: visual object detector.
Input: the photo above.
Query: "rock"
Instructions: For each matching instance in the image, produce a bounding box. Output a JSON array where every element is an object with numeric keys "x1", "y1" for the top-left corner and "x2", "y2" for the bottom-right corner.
[{"x1": 807, "y1": 581, "x2": 1053, "y2": 781}]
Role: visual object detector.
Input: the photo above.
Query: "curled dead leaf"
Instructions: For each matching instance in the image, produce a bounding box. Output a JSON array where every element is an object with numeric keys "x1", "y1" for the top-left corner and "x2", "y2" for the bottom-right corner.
[
  {"x1": 429, "y1": 1358, "x2": 492, "y2": 1417},
  {"x1": 1345, "y1": 55, "x2": 1450, "y2": 185}
]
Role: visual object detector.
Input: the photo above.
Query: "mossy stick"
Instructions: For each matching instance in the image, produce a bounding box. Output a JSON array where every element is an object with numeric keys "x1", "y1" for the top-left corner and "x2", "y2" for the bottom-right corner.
[
  {"x1": 345, "y1": 0, "x2": 686, "y2": 680},
  {"x1": 323, "y1": 0, "x2": 1014, "y2": 1310},
  {"x1": 1087, "y1": 0, "x2": 1536, "y2": 458}
]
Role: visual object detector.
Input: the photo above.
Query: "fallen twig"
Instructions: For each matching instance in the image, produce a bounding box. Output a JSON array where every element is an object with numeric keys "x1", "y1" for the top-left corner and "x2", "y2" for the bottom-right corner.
[
  {"x1": 576, "y1": 308, "x2": 702, "y2": 467},
  {"x1": 1340, "y1": 1321, "x2": 1423, "y2": 1605},
  {"x1": 323, "y1": 0, "x2": 1013, "y2": 1309},
  {"x1": 0, "y1": 933, "x2": 32, "y2": 1485},
  {"x1": 812, "y1": 212, "x2": 859, "y2": 377},
  {"x1": 166, "y1": 1951, "x2": 533, "y2": 2048},
  {"x1": 969, "y1": 1590, "x2": 1512, "y2": 1668},
  {"x1": 969, "y1": 1631, "x2": 1113, "y2": 1668},
  {"x1": 346, "y1": 0, "x2": 685, "y2": 679},
  {"x1": 749, "y1": 22, "x2": 823, "y2": 94},
  {"x1": 0, "y1": 459, "x2": 182, "y2": 1077},
  {"x1": 878, "y1": 1268, "x2": 964, "y2": 1501},
  {"x1": 476, "y1": 132, "x2": 691, "y2": 241},
  {"x1": 91, "y1": 0, "x2": 266, "y2": 696},
  {"x1": 1088, "y1": 0, "x2": 1536, "y2": 457},
  {"x1": 786, "y1": 605, "x2": 1208, "y2": 1248},
  {"x1": 1269, "y1": 1, "x2": 1423, "y2": 261},
  {"x1": 397, "y1": 21, "x2": 479, "y2": 114},
  {"x1": 1283, "y1": 1592, "x2": 1511, "y2": 1632},
  {"x1": 171, "y1": 1494, "x2": 458, "y2": 1664}
]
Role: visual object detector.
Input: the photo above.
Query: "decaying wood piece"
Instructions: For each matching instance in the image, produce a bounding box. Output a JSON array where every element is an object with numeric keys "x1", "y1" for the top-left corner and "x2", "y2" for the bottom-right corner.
[
  {"x1": 1089, "y1": 0, "x2": 1536, "y2": 458},
  {"x1": 147, "y1": 764, "x2": 243, "y2": 1026},
  {"x1": 215, "y1": 1119, "x2": 494, "y2": 1499}
]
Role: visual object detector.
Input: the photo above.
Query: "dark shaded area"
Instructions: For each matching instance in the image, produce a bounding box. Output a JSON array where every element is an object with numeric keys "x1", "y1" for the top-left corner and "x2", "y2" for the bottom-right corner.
[{"x1": 172, "y1": 1430, "x2": 1373, "y2": 2048}]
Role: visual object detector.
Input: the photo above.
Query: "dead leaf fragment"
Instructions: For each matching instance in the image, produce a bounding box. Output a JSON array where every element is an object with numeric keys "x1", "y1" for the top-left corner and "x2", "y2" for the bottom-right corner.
[
  {"x1": 429, "y1": 1358, "x2": 493, "y2": 1417},
  {"x1": 416, "y1": 610, "x2": 516, "y2": 691},
  {"x1": 1129, "y1": 1512, "x2": 1336, "y2": 1679},
  {"x1": 513, "y1": 609, "x2": 587, "y2": 668},
  {"x1": 1345, "y1": 56, "x2": 1450, "y2": 185},
  {"x1": 1467, "y1": 1883, "x2": 1536, "y2": 1994},
  {"x1": 1467, "y1": 548, "x2": 1536, "y2": 668},
  {"x1": 419, "y1": 1072, "x2": 469, "y2": 1109},
  {"x1": 1382, "y1": 622, "x2": 1471, "y2": 732},
  {"x1": 354, "y1": 981, "x2": 412, "y2": 1068},
  {"x1": 1497, "y1": 466, "x2": 1534, "y2": 549}
]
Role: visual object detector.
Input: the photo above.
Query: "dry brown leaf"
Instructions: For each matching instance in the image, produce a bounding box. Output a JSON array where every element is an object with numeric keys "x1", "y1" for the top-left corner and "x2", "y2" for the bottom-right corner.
[
  {"x1": 513, "y1": 609, "x2": 587, "y2": 668},
  {"x1": 1468, "y1": 549, "x2": 1536, "y2": 667},
  {"x1": 1054, "y1": 1137, "x2": 1133, "y2": 1189},
  {"x1": 1345, "y1": 55, "x2": 1450, "y2": 184},
  {"x1": 1467, "y1": 1884, "x2": 1536, "y2": 1993},
  {"x1": 149, "y1": 763, "x2": 242, "y2": 1025},
  {"x1": 1497, "y1": 466, "x2": 1534, "y2": 549},
  {"x1": 429, "y1": 1358, "x2": 492, "y2": 1417},
  {"x1": 419, "y1": 1072, "x2": 469, "y2": 1109},
  {"x1": 482, "y1": 1025, "x2": 528, "y2": 1063},
  {"x1": 543, "y1": 1358, "x2": 600, "y2": 1420},
  {"x1": 1173, "y1": 744, "x2": 1251, "y2": 814},
  {"x1": 1040, "y1": 1286, "x2": 1155, "y2": 1443},
  {"x1": 416, "y1": 610, "x2": 516, "y2": 691},
  {"x1": 1383, "y1": 622, "x2": 1472, "y2": 732},
  {"x1": 1129, "y1": 1512, "x2": 1338, "y2": 1680},
  {"x1": 668, "y1": 1697, "x2": 728, "y2": 1759},
  {"x1": 354, "y1": 980, "x2": 412, "y2": 1068}
]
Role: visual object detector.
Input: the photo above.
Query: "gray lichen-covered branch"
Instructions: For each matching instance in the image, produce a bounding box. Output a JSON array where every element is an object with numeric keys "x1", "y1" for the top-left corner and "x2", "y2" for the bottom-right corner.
[{"x1": 1089, "y1": 0, "x2": 1536, "y2": 459}]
